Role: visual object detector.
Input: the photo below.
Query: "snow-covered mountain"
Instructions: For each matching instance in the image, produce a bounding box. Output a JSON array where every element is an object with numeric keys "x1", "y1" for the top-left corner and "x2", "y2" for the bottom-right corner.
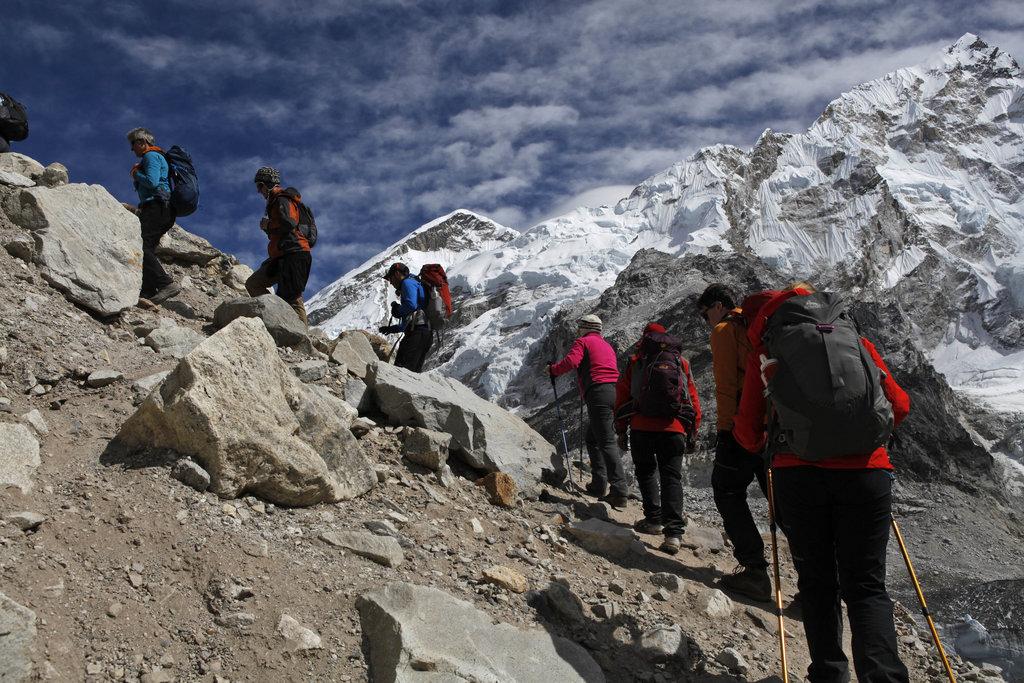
[{"x1": 309, "y1": 34, "x2": 1024, "y2": 423}]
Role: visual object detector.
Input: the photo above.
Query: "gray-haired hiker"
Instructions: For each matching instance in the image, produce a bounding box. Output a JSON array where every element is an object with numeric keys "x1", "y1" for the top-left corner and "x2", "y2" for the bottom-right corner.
[
  {"x1": 127, "y1": 127, "x2": 181, "y2": 305},
  {"x1": 246, "y1": 166, "x2": 314, "y2": 326}
]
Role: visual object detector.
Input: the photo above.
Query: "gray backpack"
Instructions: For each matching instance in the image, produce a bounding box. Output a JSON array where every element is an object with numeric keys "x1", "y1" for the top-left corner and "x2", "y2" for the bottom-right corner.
[{"x1": 763, "y1": 292, "x2": 893, "y2": 460}]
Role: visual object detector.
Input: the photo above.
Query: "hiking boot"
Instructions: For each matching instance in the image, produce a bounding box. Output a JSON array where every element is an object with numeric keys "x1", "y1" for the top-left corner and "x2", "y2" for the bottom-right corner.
[
  {"x1": 659, "y1": 535, "x2": 682, "y2": 555},
  {"x1": 719, "y1": 566, "x2": 773, "y2": 603},
  {"x1": 633, "y1": 518, "x2": 664, "y2": 535},
  {"x1": 601, "y1": 493, "x2": 629, "y2": 509},
  {"x1": 149, "y1": 281, "x2": 182, "y2": 304},
  {"x1": 584, "y1": 482, "x2": 607, "y2": 498}
]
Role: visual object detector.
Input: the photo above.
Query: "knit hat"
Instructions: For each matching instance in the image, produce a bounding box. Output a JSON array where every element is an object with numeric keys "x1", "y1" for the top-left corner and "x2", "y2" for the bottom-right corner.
[
  {"x1": 577, "y1": 314, "x2": 602, "y2": 332},
  {"x1": 253, "y1": 166, "x2": 281, "y2": 186},
  {"x1": 643, "y1": 322, "x2": 666, "y2": 335}
]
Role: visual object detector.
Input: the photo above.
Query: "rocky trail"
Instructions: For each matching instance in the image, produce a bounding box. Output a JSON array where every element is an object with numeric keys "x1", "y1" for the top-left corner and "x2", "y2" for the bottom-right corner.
[{"x1": 1, "y1": 152, "x2": 1020, "y2": 683}]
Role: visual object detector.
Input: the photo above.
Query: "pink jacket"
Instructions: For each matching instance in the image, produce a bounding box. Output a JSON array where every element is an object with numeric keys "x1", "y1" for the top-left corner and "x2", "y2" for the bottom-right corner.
[{"x1": 550, "y1": 332, "x2": 619, "y2": 396}]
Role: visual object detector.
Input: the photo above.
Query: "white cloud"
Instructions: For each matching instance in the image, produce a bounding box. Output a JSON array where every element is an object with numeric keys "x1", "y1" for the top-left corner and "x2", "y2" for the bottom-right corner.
[
  {"x1": 449, "y1": 105, "x2": 580, "y2": 141},
  {"x1": 534, "y1": 184, "x2": 636, "y2": 225}
]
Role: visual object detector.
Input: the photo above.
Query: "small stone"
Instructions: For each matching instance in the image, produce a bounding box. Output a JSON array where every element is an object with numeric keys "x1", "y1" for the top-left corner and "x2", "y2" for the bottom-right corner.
[
  {"x1": 435, "y1": 464, "x2": 456, "y2": 488},
  {"x1": 215, "y1": 611, "x2": 256, "y2": 629},
  {"x1": 650, "y1": 572, "x2": 682, "y2": 592},
  {"x1": 106, "y1": 602, "x2": 124, "y2": 618},
  {"x1": 170, "y1": 459, "x2": 210, "y2": 492},
  {"x1": 402, "y1": 427, "x2": 451, "y2": 471},
  {"x1": 482, "y1": 565, "x2": 529, "y2": 593},
  {"x1": 653, "y1": 588, "x2": 672, "y2": 602},
  {"x1": 320, "y1": 530, "x2": 405, "y2": 567},
  {"x1": 86, "y1": 369, "x2": 123, "y2": 388},
  {"x1": 477, "y1": 472, "x2": 518, "y2": 507},
  {"x1": 638, "y1": 624, "x2": 686, "y2": 663},
  {"x1": 591, "y1": 601, "x2": 619, "y2": 619},
  {"x1": 128, "y1": 572, "x2": 145, "y2": 588},
  {"x1": 86, "y1": 662, "x2": 104, "y2": 675},
  {"x1": 470, "y1": 518, "x2": 485, "y2": 534},
  {"x1": 716, "y1": 647, "x2": 748, "y2": 673},
  {"x1": 608, "y1": 581, "x2": 627, "y2": 596},
  {"x1": 21, "y1": 409, "x2": 49, "y2": 436},
  {"x1": 292, "y1": 359, "x2": 329, "y2": 382},
  {"x1": 701, "y1": 589, "x2": 734, "y2": 618},
  {"x1": 277, "y1": 614, "x2": 322, "y2": 650},
  {"x1": 243, "y1": 540, "x2": 269, "y2": 558},
  {"x1": 5, "y1": 511, "x2": 45, "y2": 531}
]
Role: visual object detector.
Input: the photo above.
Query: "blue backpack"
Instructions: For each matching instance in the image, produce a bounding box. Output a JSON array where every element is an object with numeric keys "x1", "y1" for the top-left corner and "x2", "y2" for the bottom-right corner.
[{"x1": 162, "y1": 145, "x2": 199, "y2": 217}]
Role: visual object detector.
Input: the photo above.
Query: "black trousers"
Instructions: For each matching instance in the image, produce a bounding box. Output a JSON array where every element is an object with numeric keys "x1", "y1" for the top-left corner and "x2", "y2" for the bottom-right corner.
[
  {"x1": 395, "y1": 325, "x2": 432, "y2": 373},
  {"x1": 712, "y1": 431, "x2": 768, "y2": 569},
  {"x1": 775, "y1": 467, "x2": 908, "y2": 683},
  {"x1": 139, "y1": 201, "x2": 176, "y2": 296},
  {"x1": 630, "y1": 431, "x2": 686, "y2": 536},
  {"x1": 584, "y1": 383, "x2": 627, "y2": 497},
  {"x1": 246, "y1": 253, "x2": 312, "y2": 325}
]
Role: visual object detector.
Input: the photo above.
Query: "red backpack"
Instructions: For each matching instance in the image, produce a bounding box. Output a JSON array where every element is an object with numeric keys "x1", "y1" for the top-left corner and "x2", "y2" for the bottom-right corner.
[
  {"x1": 417, "y1": 264, "x2": 452, "y2": 329},
  {"x1": 630, "y1": 332, "x2": 695, "y2": 428}
]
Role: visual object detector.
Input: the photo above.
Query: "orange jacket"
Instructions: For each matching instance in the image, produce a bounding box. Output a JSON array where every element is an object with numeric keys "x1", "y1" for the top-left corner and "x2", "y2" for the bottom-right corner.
[
  {"x1": 710, "y1": 308, "x2": 751, "y2": 431},
  {"x1": 265, "y1": 187, "x2": 310, "y2": 258}
]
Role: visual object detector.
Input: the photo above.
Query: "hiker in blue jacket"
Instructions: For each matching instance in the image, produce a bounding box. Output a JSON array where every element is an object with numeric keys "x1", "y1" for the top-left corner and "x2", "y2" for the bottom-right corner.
[
  {"x1": 378, "y1": 262, "x2": 432, "y2": 372},
  {"x1": 126, "y1": 127, "x2": 180, "y2": 305}
]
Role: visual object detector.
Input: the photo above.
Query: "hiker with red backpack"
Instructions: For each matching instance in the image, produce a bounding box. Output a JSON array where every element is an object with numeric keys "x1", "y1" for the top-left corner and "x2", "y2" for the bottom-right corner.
[
  {"x1": 734, "y1": 283, "x2": 910, "y2": 682},
  {"x1": 614, "y1": 323, "x2": 701, "y2": 554},
  {"x1": 548, "y1": 315, "x2": 628, "y2": 507},
  {"x1": 126, "y1": 127, "x2": 181, "y2": 306},
  {"x1": 378, "y1": 262, "x2": 433, "y2": 372},
  {"x1": 247, "y1": 166, "x2": 316, "y2": 326},
  {"x1": 696, "y1": 283, "x2": 773, "y2": 602}
]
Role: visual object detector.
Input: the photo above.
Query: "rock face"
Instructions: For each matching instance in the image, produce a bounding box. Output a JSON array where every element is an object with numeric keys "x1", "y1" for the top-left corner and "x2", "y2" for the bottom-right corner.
[
  {"x1": 3, "y1": 183, "x2": 143, "y2": 316},
  {"x1": 0, "y1": 423, "x2": 40, "y2": 494},
  {"x1": 114, "y1": 317, "x2": 376, "y2": 506},
  {"x1": 357, "y1": 581, "x2": 604, "y2": 682},
  {"x1": 214, "y1": 295, "x2": 307, "y2": 347},
  {"x1": 369, "y1": 362, "x2": 557, "y2": 491},
  {"x1": 155, "y1": 225, "x2": 220, "y2": 264},
  {"x1": 0, "y1": 592, "x2": 36, "y2": 682}
]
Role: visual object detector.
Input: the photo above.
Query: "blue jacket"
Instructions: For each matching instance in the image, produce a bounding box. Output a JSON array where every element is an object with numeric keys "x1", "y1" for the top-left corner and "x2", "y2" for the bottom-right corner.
[
  {"x1": 133, "y1": 150, "x2": 170, "y2": 205},
  {"x1": 385, "y1": 276, "x2": 427, "y2": 332}
]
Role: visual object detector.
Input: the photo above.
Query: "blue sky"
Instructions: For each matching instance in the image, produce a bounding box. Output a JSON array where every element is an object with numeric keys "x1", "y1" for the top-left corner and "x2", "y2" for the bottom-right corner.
[{"x1": 4, "y1": 0, "x2": 1022, "y2": 293}]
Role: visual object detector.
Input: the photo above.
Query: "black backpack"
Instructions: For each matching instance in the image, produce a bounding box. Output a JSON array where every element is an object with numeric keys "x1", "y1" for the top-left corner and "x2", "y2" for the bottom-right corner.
[
  {"x1": 296, "y1": 201, "x2": 317, "y2": 248},
  {"x1": 762, "y1": 292, "x2": 893, "y2": 460},
  {"x1": 629, "y1": 332, "x2": 696, "y2": 428},
  {"x1": 161, "y1": 145, "x2": 199, "y2": 217},
  {"x1": 0, "y1": 92, "x2": 29, "y2": 142}
]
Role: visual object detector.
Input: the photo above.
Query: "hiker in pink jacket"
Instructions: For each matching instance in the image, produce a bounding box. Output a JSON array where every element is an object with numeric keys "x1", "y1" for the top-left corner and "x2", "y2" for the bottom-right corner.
[{"x1": 548, "y1": 314, "x2": 628, "y2": 506}]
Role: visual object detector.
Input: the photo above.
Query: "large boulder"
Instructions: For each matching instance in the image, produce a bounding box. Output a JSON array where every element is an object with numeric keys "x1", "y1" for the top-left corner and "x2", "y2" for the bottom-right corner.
[
  {"x1": 357, "y1": 582, "x2": 604, "y2": 682},
  {"x1": 214, "y1": 295, "x2": 307, "y2": 347},
  {"x1": 368, "y1": 362, "x2": 558, "y2": 491},
  {"x1": 3, "y1": 183, "x2": 142, "y2": 316},
  {"x1": 0, "y1": 423, "x2": 40, "y2": 494},
  {"x1": 114, "y1": 317, "x2": 376, "y2": 506},
  {"x1": 156, "y1": 225, "x2": 220, "y2": 264},
  {"x1": 330, "y1": 331, "x2": 378, "y2": 379},
  {"x1": 0, "y1": 152, "x2": 44, "y2": 180},
  {"x1": 0, "y1": 593, "x2": 36, "y2": 682}
]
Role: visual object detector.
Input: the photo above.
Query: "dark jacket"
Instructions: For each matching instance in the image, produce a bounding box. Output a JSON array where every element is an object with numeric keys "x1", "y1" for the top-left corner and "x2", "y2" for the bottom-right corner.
[{"x1": 265, "y1": 187, "x2": 311, "y2": 258}]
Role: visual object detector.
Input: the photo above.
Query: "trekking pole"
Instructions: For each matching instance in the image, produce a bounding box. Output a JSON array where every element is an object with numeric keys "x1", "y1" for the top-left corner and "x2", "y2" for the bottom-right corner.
[
  {"x1": 766, "y1": 466, "x2": 790, "y2": 683},
  {"x1": 891, "y1": 514, "x2": 957, "y2": 683},
  {"x1": 549, "y1": 371, "x2": 575, "y2": 492}
]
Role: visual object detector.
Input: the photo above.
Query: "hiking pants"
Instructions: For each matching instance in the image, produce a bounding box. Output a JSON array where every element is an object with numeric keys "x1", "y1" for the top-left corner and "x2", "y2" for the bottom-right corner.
[
  {"x1": 395, "y1": 324, "x2": 432, "y2": 373},
  {"x1": 246, "y1": 253, "x2": 311, "y2": 325},
  {"x1": 585, "y1": 383, "x2": 627, "y2": 497},
  {"x1": 712, "y1": 430, "x2": 769, "y2": 569},
  {"x1": 629, "y1": 431, "x2": 686, "y2": 536},
  {"x1": 774, "y1": 467, "x2": 908, "y2": 683},
  {"x1": 139, "y1": 200, "x2": 175, "y2": 296}
]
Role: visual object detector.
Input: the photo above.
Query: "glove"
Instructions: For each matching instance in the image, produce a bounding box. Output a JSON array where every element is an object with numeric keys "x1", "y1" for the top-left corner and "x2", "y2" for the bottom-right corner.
[
  {"x1": 390, "y1": 301, "x2": 402, "y2": 318},
  {"x1": 377, "y1": 325, "x2": 394, "y2": 334},
  {"x1": 616, "y1": 432, "x2": 629, "y2": 452}
]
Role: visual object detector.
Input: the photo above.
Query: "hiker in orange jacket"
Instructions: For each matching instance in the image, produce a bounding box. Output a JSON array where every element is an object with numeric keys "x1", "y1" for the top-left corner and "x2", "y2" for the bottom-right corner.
[
  {"x1": 734, "y1": 284, "x2": 910, "y2": 682},
  {"x1": 246, "y1": 166, "x2": 312, "y2": 326},
  {"x1": 614, "y1": 323, "x2": 701, "y2": 555}
]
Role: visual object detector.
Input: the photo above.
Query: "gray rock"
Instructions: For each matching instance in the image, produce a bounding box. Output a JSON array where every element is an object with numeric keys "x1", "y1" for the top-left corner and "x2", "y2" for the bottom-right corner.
[
  {"x1": 21, "y1": 409, "x2": 48, "y2": 436},
  {"x1": 343, "y1": 375, "x2": 372, "y2": 412},
  {"x1": 681, "y1": 525, "x2": 726, "y2": 552},
  {"x1": 213, "y1": 295, "x2": 307, "y2": 347},
  {"x1": 86, "y1": 369, "x2": 123, "y2": 388},
  {"x1": 171, "y1": 459, "x2": 211, "y2": 492},
  {"x1": 224, "y1": 263, "x2": 254, "y2": 291},
  {"x1": 132, "y1": 370, "x2": 170, "y2": 399},
  {"x1": 357, "y1": 581, "x2": 604, "y2": 682},
  {"x1": 6, "y1": 511, "x2": 46, "y2": 531},
  {"x1": 38, "y1": 163, "x2": 69, "y2": 188},
  {"x1": 330, "y1": 331, "x2": 378, "y2": 379},
  {"x1": 592, "y1": 601, "x2": 619, "y2": 619},
  {"x1": 716, "y1": 647, "x2": 748, "y2": 673},
  {"x1": 368, "y1": 362, "x2": 558, "y2": 492},
  {"x1": 114, "y1": 318, "x2": 376, "y2": 506},
  {"x1": 402, "y1": 427, "x2": 450, "y2": 471},
  {"x1": 276, "y1": 614, "x2": 322, "y2": 651},
  {"x1": 565, "y1": 518, "x2": 646, "y2": 558},
  {"x1": 0, "y1": 592, "x2": 36, "y2": 682},
  {"x1": 435, "y1": 464, "x2": 456, "y2": 488},
  {"x1": 3, "y1": 183, "x2": 143, "y2": 316},
  {"x1": 145, "y1": 325, "x2": 205, "y2": 359},
  {"x1": 320, "y1": 530, "x2": 405, "y2": 567},
  {"x1": 0, "y1": 152, "x2": 44, "y2": 179},
  {"x1": 638, "y1": 624, "x2": 687, "y2": 663},
  {"x1": 155, "y1": 225, "x2": 220, "y2": 264},
  {"x1": 701, "y1": 589, "x2": 734, "y2": 619},
  {"x1": 650, "y1": 572, "x2": 682, "y2": 592},
  {"x1": 0, "y1": 423, "x2": 40, "y2": 494},
  {"x1": 533, "y1": 581, "x2": 586, "y2": 623},
  {"x1": 3, "y1": 234, "x2": 34, "y2": 261},
  {"x1": 364, "y1": 520, "x2": 415, "y2": 548},
  {"x1": 292, "y1": 359, "x2": 328, "y2": 383},
  {"x1": 0, "y1": 169, "x2": 33, "y2": 187}
]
